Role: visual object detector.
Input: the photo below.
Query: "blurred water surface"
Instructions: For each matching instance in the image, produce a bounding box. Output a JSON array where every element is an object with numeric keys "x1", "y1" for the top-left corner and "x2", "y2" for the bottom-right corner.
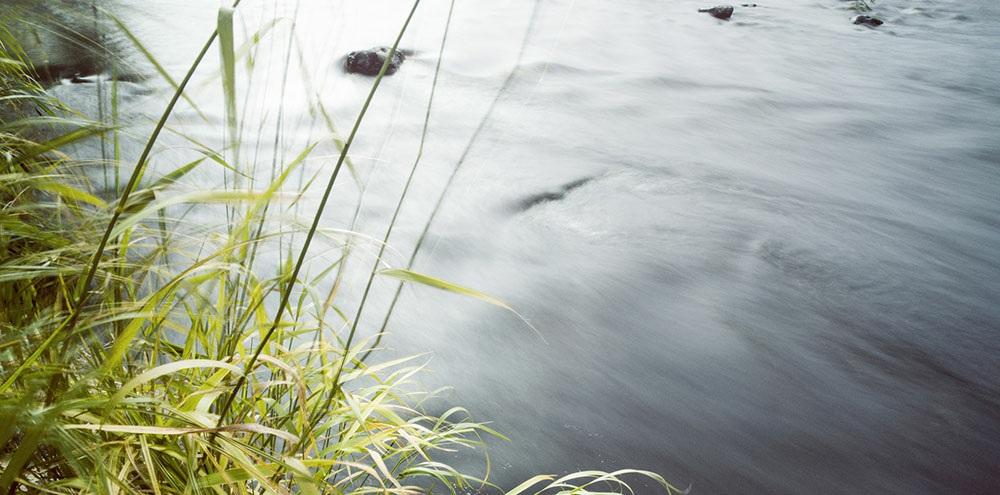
[{"x1": 49, "y1": 0, "x2": 1000, "y2": 492}]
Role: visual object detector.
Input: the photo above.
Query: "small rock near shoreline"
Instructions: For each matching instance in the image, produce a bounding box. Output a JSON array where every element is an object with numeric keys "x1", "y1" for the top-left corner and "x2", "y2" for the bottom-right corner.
[{"x1": 344, "y1": 47, "x2": 405, "y2": 76}]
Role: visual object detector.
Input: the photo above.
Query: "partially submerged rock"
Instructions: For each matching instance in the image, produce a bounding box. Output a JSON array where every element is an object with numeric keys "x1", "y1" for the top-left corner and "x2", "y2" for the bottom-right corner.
[
  {"x1": 852, "y1": 15, "x2": 884, "y2": 27},
  {"x1": 344, "y1": 47, "x2": 405, "y2": 76},
  {"x1": 68, "y1": 74, "x2": 97, "y2": 84},
  {"x1": 699, "y1": 5, "x2": 735, "y2": 20},
  {"x1": 30, "y1": 65, "x2": 97, "y2": 86},
  {"x1": 515, "y1": 177, "x2": 594, "y2": 212},
  {"x1": 6, "y1": 1, "x2": 114, "y2": 87}
]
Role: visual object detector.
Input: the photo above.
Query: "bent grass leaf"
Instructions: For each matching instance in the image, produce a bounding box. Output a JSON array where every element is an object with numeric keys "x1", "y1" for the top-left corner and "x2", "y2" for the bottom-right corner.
[
  {"x1": 108, "y1": 358, "x2": 244, "y2": 411},
  {"x1": 377, "y1": 269, "x2": 512, "y2": 311},
  {"x1": 505, "y1": 474, "x2": 556, "y2": 495},
  {"x1": 378, "y1": 268, "x2": 545, "y2": 342},
  {"x1": 0, "y1": 57, "x2": 25, "y2": 68},
  {"x1": 34, "y1": 180, "x2": 107, "y2": 208},
  {"x1": 109, "y1": 190, "x2": 267, "y2": 238},
  {"x1": 17, "y1": 124, "x2": 111, "y2": 163},
  {"x1": 64, "y1": 423, "x2": 297, "y2": 444},
  {"x1": 149, "y1": 157, "x2": 206, "y2": 189}
]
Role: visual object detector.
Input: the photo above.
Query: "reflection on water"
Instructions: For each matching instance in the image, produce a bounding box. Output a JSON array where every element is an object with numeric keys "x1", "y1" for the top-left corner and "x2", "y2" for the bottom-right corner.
[{"x1": 49, "y1": 0, "x2": 1000, "y2": 492}]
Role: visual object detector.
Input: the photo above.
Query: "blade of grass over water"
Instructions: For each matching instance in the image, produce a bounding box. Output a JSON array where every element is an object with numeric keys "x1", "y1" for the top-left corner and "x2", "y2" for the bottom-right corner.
[
  {"x1": 234, "y1": 0, "x2": 302, "y2": 357},
  {"x1": 306, "y1": 2, "x2": 460, "y2": 457},
  {"x1": 370, "y1": 0, "x2": 546, "y2": 360},
  {"x1": 350, "y1": 0, "x2": 456, "y2": 362}
]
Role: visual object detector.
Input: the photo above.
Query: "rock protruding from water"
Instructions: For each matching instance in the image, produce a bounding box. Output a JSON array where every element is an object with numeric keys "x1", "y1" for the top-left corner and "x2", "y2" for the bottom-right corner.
[
  {"x1": 68, "y1": 74, "x2": 95, "y2": 84},
  {"x1": 699, "y1": 5, "x2": 735, "y2": 20},
  {"x1": 344, "y1": 47, "x2": 405, "y2": 76},
  {"x1": 515, "y1": 177, "x2": 594, "y2": 212},
  {"x1": 852, "y1": 15, "x2": 884, "y2": 27}
]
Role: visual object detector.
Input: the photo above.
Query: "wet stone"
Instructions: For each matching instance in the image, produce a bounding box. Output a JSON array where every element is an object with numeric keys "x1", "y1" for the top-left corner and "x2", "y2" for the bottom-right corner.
[
  {"x1": 32, "y1": 63, "x2": 101, "y2": 87},
  {"x1": 69, "y1": 74, "x2": 95, "y2": 84},
  {"x1": 344, "y1": 47, "x2": 405, "y2": 76},
  {"x1": 699, "y1": 5, "x2": 735, "y2": 20},
  {"x1": 852, "y1": 15, "x2": 884, "y2": 26},
  {"x1": 515, "y1": 177, "x2": 594, "y2": 212}
]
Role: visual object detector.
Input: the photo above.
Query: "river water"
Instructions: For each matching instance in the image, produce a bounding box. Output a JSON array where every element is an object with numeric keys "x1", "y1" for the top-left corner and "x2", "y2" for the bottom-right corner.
[{"x1": 45, "y1": 0, "x2": 1000, "y2": 492}]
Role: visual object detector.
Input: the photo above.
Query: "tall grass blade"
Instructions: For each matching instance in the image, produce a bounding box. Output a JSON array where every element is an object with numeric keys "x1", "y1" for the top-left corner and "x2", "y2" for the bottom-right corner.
[
  {"x1": 218, "y1": 7, "x2": 237, "y2": 157},
  {"x1": 374, "y1": 0, "x2": 545, "y2": 356},
  {"x1": 215, "y1": 0, "x2": 423, "y2": 426}
]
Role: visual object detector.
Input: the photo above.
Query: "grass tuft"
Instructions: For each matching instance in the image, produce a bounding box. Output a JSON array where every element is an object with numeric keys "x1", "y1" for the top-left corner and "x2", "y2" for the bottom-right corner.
[{"x1": 0, "y1": 4, "x2": 681, "y2": 494}]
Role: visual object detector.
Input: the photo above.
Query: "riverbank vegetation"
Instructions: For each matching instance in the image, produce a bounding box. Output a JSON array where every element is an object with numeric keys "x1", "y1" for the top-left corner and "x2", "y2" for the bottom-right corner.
[{"x1": 0, "y1": 3, "x2": 679, "y2": 494}]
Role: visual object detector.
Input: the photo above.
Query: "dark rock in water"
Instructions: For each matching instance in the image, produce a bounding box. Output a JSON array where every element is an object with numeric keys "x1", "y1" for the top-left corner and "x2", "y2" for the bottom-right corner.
[
  {"x1": 852, "y1": 15, "x2": 884, "y2": 26},
  {"x1": 6, "y1": 2, "x2": 115, "y2": 88},
  {"x1": 516, "y1": 177, "x2": 594, "y2": 212},
  {"x1": 69, "y1": 74, "x2": 95, "y2": 84},
  {"x1": 699, "y1": 5, "x2": 735, "y2": 20},
  {"x1": 344, "y1": 47, "x2": 405, "y2": 76},
  {"x1": 31, "y1": 63, "x2": 100, "y2": 87}
]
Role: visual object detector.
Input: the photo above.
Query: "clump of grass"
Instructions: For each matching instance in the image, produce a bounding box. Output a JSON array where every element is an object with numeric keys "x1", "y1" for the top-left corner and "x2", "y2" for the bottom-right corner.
[{"x1": 0, "y1": 3, "x2": 682, "y2": 495}]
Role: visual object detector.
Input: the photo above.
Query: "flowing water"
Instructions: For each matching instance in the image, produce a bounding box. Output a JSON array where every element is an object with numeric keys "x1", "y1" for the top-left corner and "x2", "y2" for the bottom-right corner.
[{"x1": 42, "y1": 0, "x2": 1000, "y2": 492}]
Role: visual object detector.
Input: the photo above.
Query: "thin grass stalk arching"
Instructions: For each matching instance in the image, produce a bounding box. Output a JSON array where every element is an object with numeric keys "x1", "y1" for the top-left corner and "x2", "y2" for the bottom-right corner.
[
  {"x1": 214, "y1": 0, "x2": 423, "y2": 429},
  {"x1": 308, "y1": 0, "x2": 458, "y2": 440},
  {"x1": 362, "y1": 0, "x2": 545, "y2": 363}
]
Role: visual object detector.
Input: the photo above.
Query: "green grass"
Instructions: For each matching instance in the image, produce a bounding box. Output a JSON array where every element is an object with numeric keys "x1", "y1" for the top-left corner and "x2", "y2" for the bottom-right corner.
[{"x1": 0, "y1": 3, "x2": 681, "y2": 494}]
